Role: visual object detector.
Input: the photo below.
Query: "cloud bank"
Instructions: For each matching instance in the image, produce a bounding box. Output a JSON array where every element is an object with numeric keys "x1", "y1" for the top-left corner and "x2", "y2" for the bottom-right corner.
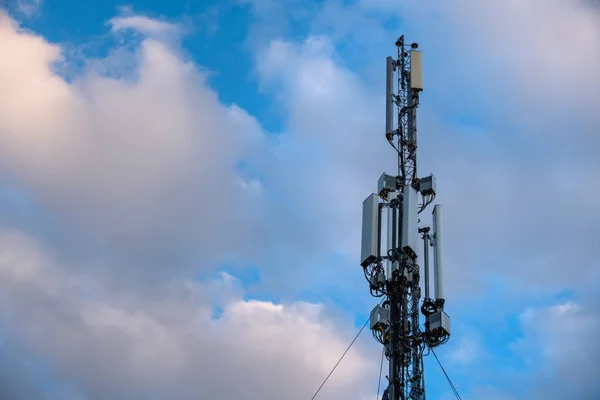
[
  {"x1": 0, "y1": 228, "x2": 375, "y2": 399},
  {"x1": 0, "y1": 0, "x2": 599, "y2": 398},
  {"x1": 0, "y1": 10, "x2": 377, "y2": 399}
]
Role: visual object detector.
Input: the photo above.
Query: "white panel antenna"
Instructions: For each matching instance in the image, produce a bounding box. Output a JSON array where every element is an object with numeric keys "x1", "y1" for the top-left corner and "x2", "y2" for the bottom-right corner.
[
  {"x1": 386, "y1": 56, "x2": 395, "y2": 136},
  {"x1": 401, "y1": 184, "x2": 419, "y2": 258},
  {"x1": 361, "y1": 194, "x2": 380, "y2": 267},
  {"x1": 409, "y1": 50, "x2": 423, "y2": 90}
]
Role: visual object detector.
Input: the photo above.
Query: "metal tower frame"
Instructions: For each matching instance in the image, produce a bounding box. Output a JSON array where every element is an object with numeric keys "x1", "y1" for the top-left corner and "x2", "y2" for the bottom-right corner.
[{"x1": 361, "y1": 35, "x2": 451, "y2": 400}]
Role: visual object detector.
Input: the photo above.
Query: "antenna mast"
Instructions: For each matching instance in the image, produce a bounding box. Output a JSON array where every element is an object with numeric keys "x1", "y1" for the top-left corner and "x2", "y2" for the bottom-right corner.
[{"x1": 361, "y1": 35, "x2": 451, "y2": 400}]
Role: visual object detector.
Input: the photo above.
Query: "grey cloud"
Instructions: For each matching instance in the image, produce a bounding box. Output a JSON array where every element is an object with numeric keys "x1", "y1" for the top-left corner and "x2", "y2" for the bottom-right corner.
[
  {"x1": 513, "y1": 300, "x2": 600, "y2": 398},
  {"x1": 1, "y1": 2, "x2": 600, "y2": 399},
  {"x1": 408, "y1": 0, "x2": 600, "y2": 298},
  {"x1": 0, "y1": 229, "x2": 377, "y2": 399}
]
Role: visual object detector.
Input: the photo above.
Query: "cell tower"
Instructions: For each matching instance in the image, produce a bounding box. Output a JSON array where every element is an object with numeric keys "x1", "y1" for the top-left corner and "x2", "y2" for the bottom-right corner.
[{"x1": 360, "y1": 36, "x2": 451, "y2": 400}]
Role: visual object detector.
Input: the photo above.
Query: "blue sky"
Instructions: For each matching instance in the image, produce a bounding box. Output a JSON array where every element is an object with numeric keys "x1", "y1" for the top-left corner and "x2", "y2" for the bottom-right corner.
[{"x1": 0, "y1": 0, "x2": 599, "y2": 399}]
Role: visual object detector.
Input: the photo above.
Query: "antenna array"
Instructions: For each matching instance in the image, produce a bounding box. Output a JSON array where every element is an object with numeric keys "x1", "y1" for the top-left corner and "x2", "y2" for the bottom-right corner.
[{"x1": 360, "y1": 35, "x2": 451, "y2": 400}]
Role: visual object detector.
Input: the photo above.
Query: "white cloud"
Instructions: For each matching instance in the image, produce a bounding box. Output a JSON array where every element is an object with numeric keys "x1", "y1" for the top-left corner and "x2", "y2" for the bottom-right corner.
[
  {"x1": 0, "y1": 12, "x2": 383, "y2": 398},
  {"x1": 108, "y1": 15, "x2": 181, "y2": 36},
  {"x1": 0, "y1": 228, "x2": 376, "y2": 399},
  {"x1": 446, "y1": 329, "x2": 488, "y2": 367},
  {"x1": 256, "y1": 36, "x2": 395, "y2": 254},
  {"x1": 108, "y1": 6, "x2": 182, "y2": 37},
  {"x1": 0, "y1": 10, "x2": 266, "y2": 286},
  {"x1": 1, "y1": 2, "x2": 600, "y2": 398}
]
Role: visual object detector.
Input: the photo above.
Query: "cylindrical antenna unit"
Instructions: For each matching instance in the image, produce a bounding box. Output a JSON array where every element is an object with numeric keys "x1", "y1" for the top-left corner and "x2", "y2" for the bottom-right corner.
[
  {"x1": 432, "y1": 204, "x2": 444, "y2": 299},
  {"x1": 423, "y1": 231, "x2": 430, "y2": 299},
  {"x1": 386, "y1": 191, "x2": 397, "y2": 277}
]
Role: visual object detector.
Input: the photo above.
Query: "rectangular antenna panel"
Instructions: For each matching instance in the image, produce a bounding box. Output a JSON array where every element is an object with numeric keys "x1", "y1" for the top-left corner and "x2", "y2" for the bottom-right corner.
[
  {"x1": 429, "y1": 310, "x2": 451, "y2": 335},
  {"x1": 370, "y1": 305, "x2": 390, "y2": 331},
  {"x1": 361, "y1": 194, "x2": 380, "y2": 267},
  {"x1": 378, "y1": 173, "x2": 397, "y2": 198},
  {"x1": 409, "y1": 50, "x2": 423, "y2": 90},
  {"x1": 368, "y1": 271, "x2": 386, "y2": 288},
  {"x1": 401, "y1": 184, "x2": 419, "y2": 258},
  {"x1": 432, "y1": 204, "x2": 444, "y2": 299},
  {"x1": 387, "y1": 192, "x2": 399, "y2": 276},
  {"x1": 419, "y1": 174, "x2": 436, "y2": 196},
  {"x1": 407, "y1": 95, "x2": 417, "y2": 145},
  {"x1": 385, "y1": 56, "x2": 394, "y2": 135}
]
